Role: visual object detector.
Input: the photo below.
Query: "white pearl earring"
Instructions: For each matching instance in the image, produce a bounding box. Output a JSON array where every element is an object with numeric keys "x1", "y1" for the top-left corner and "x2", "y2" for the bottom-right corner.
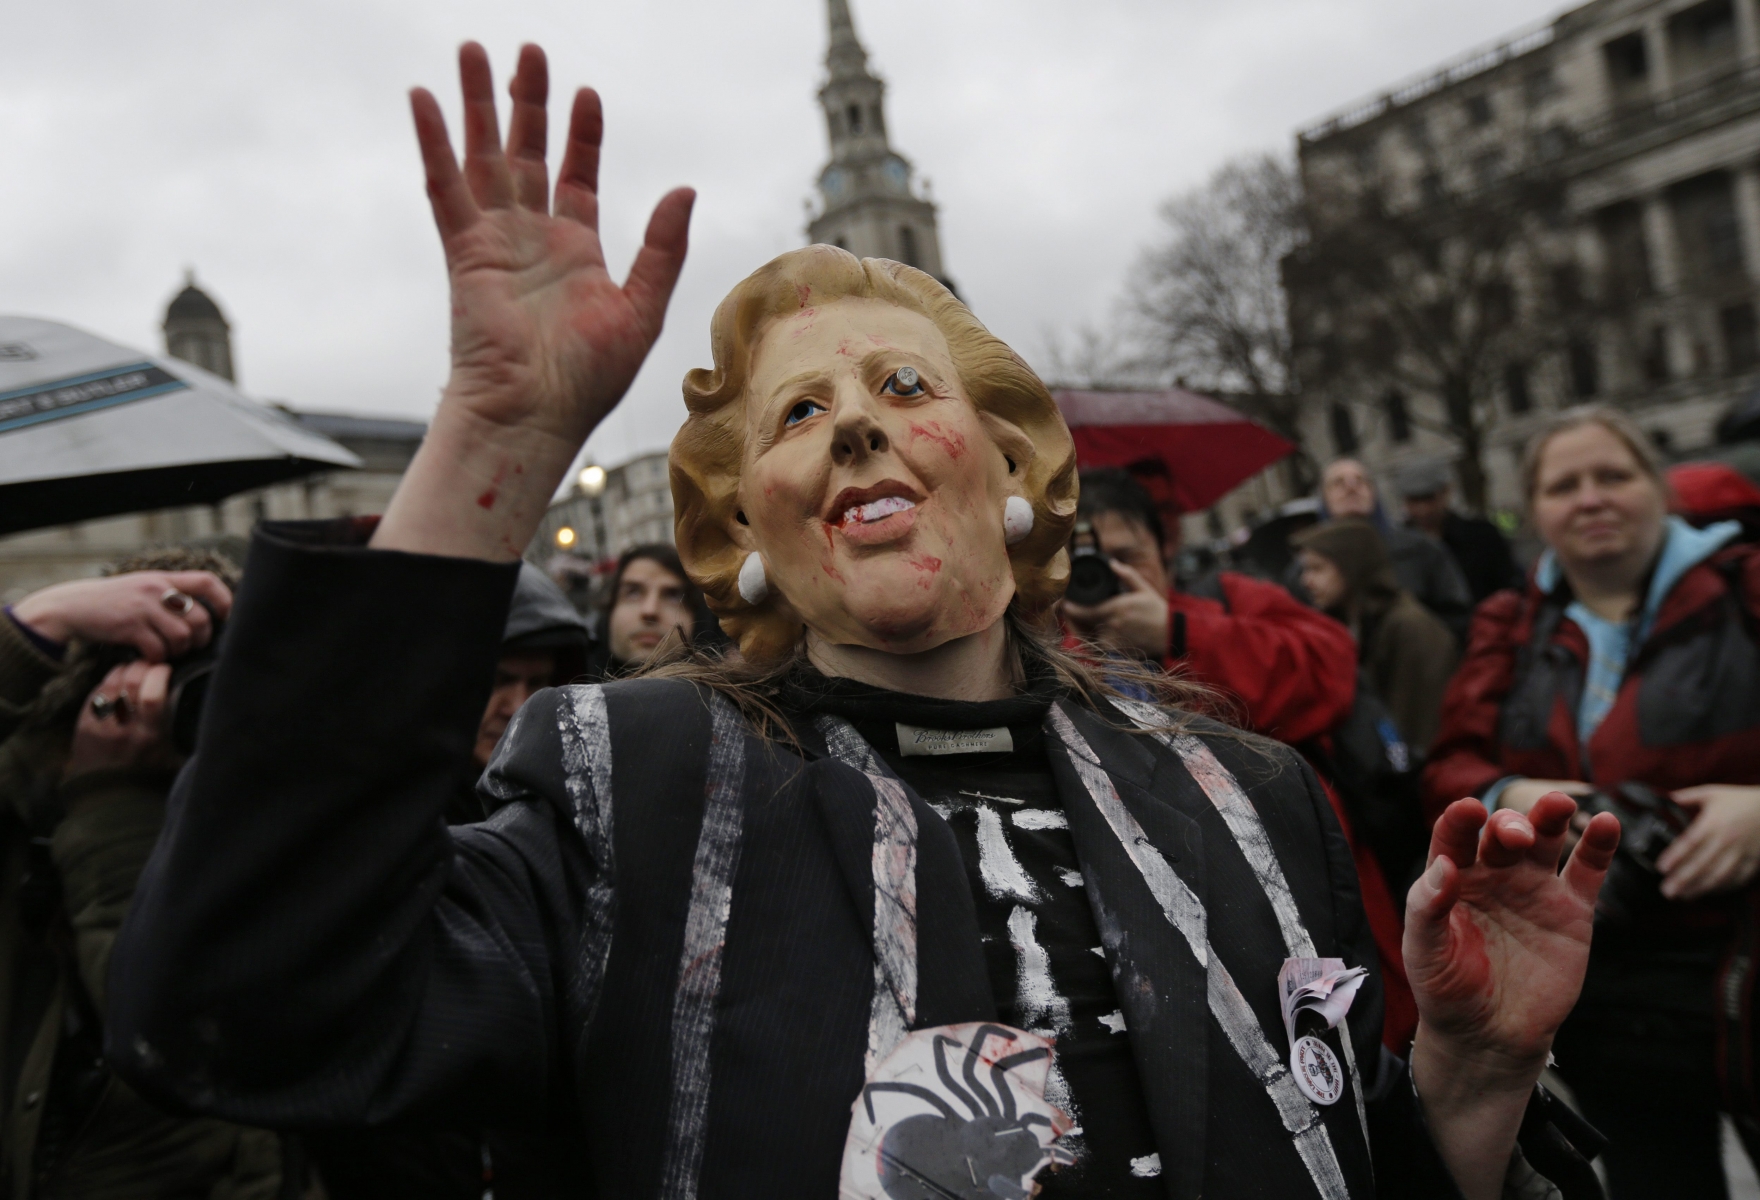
[
  {"x1": 1003, "y1": 496, "x2": 1034, "y2": 545},
  {"x1": 738, "y1": 551, "x2": 769, "y2": 604}
]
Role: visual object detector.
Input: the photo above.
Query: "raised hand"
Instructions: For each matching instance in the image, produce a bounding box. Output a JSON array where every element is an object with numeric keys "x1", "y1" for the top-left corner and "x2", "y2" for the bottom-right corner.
[
  {"x1": 375, "y1": 43, "x2": 695, "y2": 561},
  {"x1": 1403, "y1": 795, "x2": 1620, "y2": 1199}
]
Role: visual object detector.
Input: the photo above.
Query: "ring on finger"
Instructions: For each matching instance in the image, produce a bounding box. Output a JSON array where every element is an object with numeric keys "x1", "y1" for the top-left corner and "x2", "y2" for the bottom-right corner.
[
  {"x1": 161, "y1": 588, "x2": 196, "y2": 616},
  {"x1": 90, "y1": 693, "x2": 123, "y2": 720}
]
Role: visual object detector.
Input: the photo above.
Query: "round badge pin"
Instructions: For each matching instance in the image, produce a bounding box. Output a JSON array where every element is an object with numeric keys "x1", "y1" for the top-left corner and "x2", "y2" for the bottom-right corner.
[{"x1": 1292, "y1": 1035, "x2": 1345, "y2": 1106}]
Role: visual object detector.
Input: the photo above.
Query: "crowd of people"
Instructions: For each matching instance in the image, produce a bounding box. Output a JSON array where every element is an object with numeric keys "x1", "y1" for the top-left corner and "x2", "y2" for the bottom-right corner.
[{"x1": 4, "y1": 37, "x2": 1753, "y2": 1200}]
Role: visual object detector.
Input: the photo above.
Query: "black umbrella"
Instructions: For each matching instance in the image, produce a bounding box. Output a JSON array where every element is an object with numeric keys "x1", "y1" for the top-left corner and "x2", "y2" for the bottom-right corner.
[{"x1": 0, "y1": 316, "x2": 359, "y2": 535}]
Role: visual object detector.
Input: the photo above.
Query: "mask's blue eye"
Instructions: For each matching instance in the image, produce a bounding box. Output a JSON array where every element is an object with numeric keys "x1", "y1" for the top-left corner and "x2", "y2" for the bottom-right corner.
[
  {"x1": 883, "y1": 366, "x2": 924, "y2": 396},
  {"x1": 785, "y1": 399, "x2": 826, "y2": 426}
]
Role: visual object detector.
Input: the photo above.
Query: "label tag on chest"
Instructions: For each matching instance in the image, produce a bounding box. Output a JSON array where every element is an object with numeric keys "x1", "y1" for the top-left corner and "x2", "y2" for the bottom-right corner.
[{"x1": 895, "y1": 723, "x2": 1014, "y2": 756}]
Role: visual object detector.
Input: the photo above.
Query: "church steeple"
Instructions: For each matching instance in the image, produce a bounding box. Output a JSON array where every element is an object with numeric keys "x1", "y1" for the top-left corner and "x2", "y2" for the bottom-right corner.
[{"x1": 808, "y1": 0, "x2": 953, "y2": 292}]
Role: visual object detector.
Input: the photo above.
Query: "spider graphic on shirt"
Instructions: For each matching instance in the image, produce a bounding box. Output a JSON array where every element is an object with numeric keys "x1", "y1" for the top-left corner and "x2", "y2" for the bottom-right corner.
[{"x1": 861, "y1": 1024, "x2": 1073, "y2": 1200}]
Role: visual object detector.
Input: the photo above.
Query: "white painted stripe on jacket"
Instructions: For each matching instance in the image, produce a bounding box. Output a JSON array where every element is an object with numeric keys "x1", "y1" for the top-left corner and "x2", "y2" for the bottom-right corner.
[
  {"x1": 1109, "y1": 698, "x2": 1374, "y2": 1161},
  {"x1": 658, "y1": 694, "x2": 749, "y2": 1200},
  {"x1": 1048, "y1": 706, "x2": 1351, "y2": 1200},
  {"x1": 817, "y1": 717, "x2": 920, "y2": 1069}
]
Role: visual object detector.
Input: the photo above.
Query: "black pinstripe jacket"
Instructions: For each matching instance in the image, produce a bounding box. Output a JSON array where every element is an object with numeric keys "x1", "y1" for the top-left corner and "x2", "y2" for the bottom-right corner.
[{"x1": 106, "y1": 522, "x2": 1595, "y2": 1199}]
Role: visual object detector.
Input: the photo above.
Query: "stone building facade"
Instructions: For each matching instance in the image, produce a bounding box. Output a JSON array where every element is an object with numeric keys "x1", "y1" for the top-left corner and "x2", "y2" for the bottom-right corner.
[
  {"x1": 805, "y1": 0, "x2": 953, "y2": 290},
  {"x1": 1287, "y1": 0, "x2": 1760, "y2": 514},
  {"x1": 532, "y1": 450, "x2": 676, "y2": 566}
]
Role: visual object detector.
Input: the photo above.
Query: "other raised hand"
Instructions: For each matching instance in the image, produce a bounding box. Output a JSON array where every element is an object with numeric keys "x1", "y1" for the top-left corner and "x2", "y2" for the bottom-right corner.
[
  {"x1": 374, "y1": 43, "x2": 695, "y2": 561},
  {"x1": 1403, "y1": 795, "x2": 1619, "y2": 1199}
]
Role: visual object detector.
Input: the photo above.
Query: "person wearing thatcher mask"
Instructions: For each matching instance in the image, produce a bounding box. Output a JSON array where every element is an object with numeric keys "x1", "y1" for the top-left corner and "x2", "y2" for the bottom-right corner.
[{"x1": 108, "y1": 44, "x2": 1621, "y2": 1200}]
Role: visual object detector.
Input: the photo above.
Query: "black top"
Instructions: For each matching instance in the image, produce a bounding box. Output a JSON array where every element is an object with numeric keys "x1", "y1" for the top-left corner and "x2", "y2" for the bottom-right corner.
[
  {"x1": 1437, "y1": 512, "x2": 1524, "y2": 606},
  {"x1": 788, "y1": 669, "x2": 1162, "y2": 1195}
]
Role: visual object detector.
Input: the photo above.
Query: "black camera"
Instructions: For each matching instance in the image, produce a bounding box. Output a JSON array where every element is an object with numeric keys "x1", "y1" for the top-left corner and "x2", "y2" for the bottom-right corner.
[
  {"x1": 1577, "y1": 781, "x2": 1692, "y2": 928},
  {"x1": 154, "y1": 599, "x2": 223, "y2": 756},
  {"x1": 1065, "y1": 520, "x2": 1121, "y2": 607}
]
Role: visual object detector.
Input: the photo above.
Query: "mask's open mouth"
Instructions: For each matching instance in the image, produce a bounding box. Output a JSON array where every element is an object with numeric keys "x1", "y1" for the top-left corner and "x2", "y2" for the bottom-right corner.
[{"x1": 843, "y1": 495, "x2": 916, "y2": 525}]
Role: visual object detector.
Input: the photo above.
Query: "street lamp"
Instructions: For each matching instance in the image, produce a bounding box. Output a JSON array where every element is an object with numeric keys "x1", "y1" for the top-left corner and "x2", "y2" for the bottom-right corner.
[
  {"x1": 578, "y1": 464, "x2": 607, "y2": 497},
  {"x1": 555, "y1": 525, "x2": 577, "y2": 548}
]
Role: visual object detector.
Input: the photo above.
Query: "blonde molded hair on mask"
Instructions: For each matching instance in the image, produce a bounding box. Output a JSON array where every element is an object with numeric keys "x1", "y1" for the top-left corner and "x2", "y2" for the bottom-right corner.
[{"x1": 669, "y1": 244, "x2": 1078, "y2": 661}]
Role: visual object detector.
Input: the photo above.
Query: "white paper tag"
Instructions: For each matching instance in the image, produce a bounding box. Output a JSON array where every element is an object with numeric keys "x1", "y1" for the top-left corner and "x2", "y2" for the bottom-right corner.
[
  {"x1": 1277, "y1": 958, "x2": 1367, "y2": 1108},
  {"x1": 840, "y1": 1022, "x2": 1073, "y2": 1200},
  {"x1": 895, "y1": 723, "x2": 1015, "y2": 756},
  {"x1": 1292, "y1": 1035, "x2": 1346, "y2": 1106}
]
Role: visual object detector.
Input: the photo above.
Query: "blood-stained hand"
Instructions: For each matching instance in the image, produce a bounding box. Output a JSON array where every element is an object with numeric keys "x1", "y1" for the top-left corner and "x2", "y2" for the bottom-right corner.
[
  {"x1": 1403, "y1": 795, "x2": 1621, "y2": 1199},
  {"x1": 1407, "y1": 795, "x2": 1619, "y2": 1064},
  {"x1": 374, "y1": 43, "x2": 695, "y2": 561}
]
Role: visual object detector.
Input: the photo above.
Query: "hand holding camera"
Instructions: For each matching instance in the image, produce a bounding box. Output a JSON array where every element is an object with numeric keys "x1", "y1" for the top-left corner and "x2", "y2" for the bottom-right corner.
[
  {"x1": 66, "y1": 660, "x2": 181, "y2": 783},
  {"x1": 11, "y1": 570, "x2": 231, "y2": 662},
  {"x1": 1060, "y1": 521, "x2": 1171, "y2": 659}
]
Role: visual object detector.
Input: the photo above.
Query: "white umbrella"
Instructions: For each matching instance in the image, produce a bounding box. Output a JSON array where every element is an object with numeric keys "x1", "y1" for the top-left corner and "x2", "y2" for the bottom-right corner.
[{"x1": 0, "y1": 315, "x2": 360, "y2": 534}]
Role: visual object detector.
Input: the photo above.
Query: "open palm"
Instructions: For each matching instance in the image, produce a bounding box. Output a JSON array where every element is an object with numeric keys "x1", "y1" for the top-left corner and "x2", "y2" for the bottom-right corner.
[
  {"x1": 1404, "y1": 795, "x2": 1621, "y2": 1064},
  {"x1": 411, "y1": 43, "x2": 694, "y2": 452}
]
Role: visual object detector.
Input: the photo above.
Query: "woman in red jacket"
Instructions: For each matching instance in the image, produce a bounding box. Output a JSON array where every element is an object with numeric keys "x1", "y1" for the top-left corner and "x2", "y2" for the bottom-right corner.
[{"x1": 1425, "y1": 406, "x2": 1760, "y2": 1199}]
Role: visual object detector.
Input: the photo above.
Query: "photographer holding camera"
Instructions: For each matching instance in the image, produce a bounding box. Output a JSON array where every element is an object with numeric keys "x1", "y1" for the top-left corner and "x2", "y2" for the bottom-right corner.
[
  {"x1": 0, "y1": 555, "x2": 284, "y2": 1200},
  {"x1": 1057, "y1": 468, "x2": 1358, "y2": 745},
  {"x1": 1426, "y1": 406, "x2": 1760, "y2": 1199}
]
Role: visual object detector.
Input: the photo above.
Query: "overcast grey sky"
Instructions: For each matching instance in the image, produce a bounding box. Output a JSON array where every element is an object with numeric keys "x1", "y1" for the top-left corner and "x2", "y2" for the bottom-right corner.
[{"x1": 5, "y1": 0, "x2": 1557, "y2": 468}]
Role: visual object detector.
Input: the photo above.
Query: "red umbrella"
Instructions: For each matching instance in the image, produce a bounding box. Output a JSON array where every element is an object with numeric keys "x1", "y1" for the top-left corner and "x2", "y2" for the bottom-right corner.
[{"x1": 1053, "y1": 387, "x2": 1295, "y2": 514}]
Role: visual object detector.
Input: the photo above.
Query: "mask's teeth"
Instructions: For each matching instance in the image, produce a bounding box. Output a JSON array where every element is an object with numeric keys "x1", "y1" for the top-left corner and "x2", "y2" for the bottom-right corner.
[{"x1": 849, "y1": 496, "x2": 916, "y2": 524}]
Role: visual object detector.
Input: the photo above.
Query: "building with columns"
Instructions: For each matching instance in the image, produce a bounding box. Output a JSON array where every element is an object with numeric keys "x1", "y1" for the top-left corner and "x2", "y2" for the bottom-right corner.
[
  {"x1": 806, "y1": 0, "x2": 954, "y2": 291},
  {"x1": 1288, "y1": 0, "x2": 1760, "y2": 515}
]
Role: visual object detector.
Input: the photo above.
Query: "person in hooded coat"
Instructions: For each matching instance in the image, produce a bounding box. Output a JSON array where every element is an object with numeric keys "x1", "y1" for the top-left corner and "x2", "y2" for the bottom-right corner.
[
  {"x1": 1287, "y1": 460, "x2": 1472, "y2": 643},
  {"x1": 1292, "y1": 519, "x2": 1459, "y2": 754}
]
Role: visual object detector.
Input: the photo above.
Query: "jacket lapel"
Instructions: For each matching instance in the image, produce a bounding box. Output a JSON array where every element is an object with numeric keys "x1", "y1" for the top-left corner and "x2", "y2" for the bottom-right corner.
[
  {"x1": 800, "y1": 719, "x2": 994, "y2": 1058},
  {"x1": 1046, "y1": 701, "x2": 1209, "y2": 1200}
]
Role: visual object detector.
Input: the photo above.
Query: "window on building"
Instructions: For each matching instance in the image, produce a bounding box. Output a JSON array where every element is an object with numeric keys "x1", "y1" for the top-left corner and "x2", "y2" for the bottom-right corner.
[
  {"x1": 1604, "y1": 32, "x2": 1649, "y2": 90},
  {"x1": 1471, "y1": 148, "x2": 1505, "y2": 188},
  {"x1": 1383, "y1": 390, "x2": 1412, "y2": 443},
  {"x1": 1595, "y1": 202, "x2": 1655, "y2": 302},
  {"x1": 1479, "y1": 280, "x2": 1515, "y2": 331},
  {"x1": 1464, "y1": 93, "x2": 1494, "y2": 126},
  {"x1": 1551, "y1": 263, "x2": 1586, "y2": 309},
  {"x1": 1504, "y1": 362, "x2": 1533, "y2": 414},
  {"x1": 1523, "y1": 67, "x2": 1558, "y2": 106},
  {"x1": 1568, "y1": 338, "x2": 1600, "y2": 398},
  {"x1": 1329, "y1": 402, "x2": 1359, "y2": 455},
  {"x1": 898, "y1": 225, "x2": 919, "y2": 268},
  {"x1": 1643, "y1": 325, "x2": 1672, "y2": 383},
  {"x1": 847, "y1": 104, "x2": 864, "y2": 134},
  {"x1": 1419, "y1": 172, "x2": 1445, "y2": 206},
  {"x1": 1533, "y1": 124, "x2": 1574, "y2": 161},
  {"x1": 1405, "y1": 116, "x2": 1430, "y2": 149},
  {"x1": 1723, "y1": 302, "x2": 1760, "y2": 372},
  {"x1": 1670, "y1": 171, "x2": 1745, "y2": 279},
  {"x1": 1668, "y1": 0, "x2": 1737, "y2": 79},
  {"x1": 871, "y1": 105, "x2": 886, "y2": 137}
]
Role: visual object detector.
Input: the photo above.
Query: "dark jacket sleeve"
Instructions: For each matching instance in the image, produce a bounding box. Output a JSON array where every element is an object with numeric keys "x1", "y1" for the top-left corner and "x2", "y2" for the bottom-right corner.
[
  {"x1": 104, "y1": 520, "x2": 574, "y2": 1132},
  {"x1": 0, "y1": 611, "x2": 63, "y2": 742}
]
